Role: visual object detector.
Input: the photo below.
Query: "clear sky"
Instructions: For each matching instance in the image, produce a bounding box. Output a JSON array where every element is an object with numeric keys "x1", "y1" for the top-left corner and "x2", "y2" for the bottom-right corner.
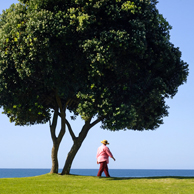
[{"x1": 0, "y1": 0, "x2": 194, "y2": 170}]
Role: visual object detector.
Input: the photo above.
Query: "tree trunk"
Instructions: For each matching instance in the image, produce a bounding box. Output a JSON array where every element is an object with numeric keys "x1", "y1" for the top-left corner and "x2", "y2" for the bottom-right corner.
[
  {"x1": 60, "y1": 118, "x2": 101, "y2": 175},
  {"x1": 49, "y1": 96, "x2": 66, "y2": 174},
  {"x1": 61, "y1": 139, "x2": 83, "y2": 175},
  {"x1": 50, "y1": 142, "x2": 59, "y2": 174},
  {"x1": 61, "y1": 121, "x2": 91, "y2": 175}
]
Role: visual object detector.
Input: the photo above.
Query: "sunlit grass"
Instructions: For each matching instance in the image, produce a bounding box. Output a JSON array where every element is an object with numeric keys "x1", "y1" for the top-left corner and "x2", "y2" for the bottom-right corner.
[{"x1": 1, "y1": 174, "x2": 194, "y2": 194}]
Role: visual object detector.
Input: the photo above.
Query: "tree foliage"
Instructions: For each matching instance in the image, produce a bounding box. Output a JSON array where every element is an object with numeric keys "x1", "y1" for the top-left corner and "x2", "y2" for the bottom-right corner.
[
  {"x1": 0, "y1": 0, "x2": 188, "y2": 173},
  {"x1": 0, "y1": 0, "x2": 188, "y2": 129}
]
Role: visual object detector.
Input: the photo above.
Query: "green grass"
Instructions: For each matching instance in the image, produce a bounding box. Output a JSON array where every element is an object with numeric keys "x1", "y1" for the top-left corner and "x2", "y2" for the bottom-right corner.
[{"x1": 1, "y1": 174, "x2": 194, "y2": 194}]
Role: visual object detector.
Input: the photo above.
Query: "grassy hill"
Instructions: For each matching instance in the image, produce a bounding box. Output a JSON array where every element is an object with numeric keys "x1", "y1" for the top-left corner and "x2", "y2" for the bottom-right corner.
[{"x1": 1, "y1": 174, "x2": 194, "y2": 194}]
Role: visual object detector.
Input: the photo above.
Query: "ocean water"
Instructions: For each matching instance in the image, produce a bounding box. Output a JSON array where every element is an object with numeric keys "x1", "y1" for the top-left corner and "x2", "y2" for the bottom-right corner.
[{"x1": 1, "y1": 169, "x2": 194, "y2": 178}]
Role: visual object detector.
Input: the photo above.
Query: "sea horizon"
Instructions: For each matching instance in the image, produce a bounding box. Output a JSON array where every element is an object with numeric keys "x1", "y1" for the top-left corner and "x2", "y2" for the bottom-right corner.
[
  {"x1": 1, "y1": 168, "x2": 194, "y2": 169},
  {"x1": 1, "y1": 168, "x2": 194, "y2": 178}
]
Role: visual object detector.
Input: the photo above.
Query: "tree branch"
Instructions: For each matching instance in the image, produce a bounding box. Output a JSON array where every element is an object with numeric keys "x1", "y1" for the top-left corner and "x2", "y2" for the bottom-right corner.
[
  {"x1": 89, "y1": 117, "x2": 102, "y2": 129},
  {"x1": 50, "y1": 109, "x2": 58, "y2": 142},
  {"x1": 57, "y1": 118, "x2": 66, "y2": 144},
  {"x1": 65, "y1": 118, "x2": 77, "y2": 141},
  {"x1": 55, "y1": 93, "x2": 66, "y2": 144}
]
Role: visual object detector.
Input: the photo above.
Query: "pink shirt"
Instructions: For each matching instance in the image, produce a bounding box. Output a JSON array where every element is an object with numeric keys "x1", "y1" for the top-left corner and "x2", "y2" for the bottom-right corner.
[{"x1": 96, "y1": 144, "x2": 114, "y2": 164}]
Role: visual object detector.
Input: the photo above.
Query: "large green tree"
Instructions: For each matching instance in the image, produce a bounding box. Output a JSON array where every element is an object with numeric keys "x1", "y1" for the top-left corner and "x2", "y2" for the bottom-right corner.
[{"x1": 0, "y1": 0, "x2": 188, "y2": 174}]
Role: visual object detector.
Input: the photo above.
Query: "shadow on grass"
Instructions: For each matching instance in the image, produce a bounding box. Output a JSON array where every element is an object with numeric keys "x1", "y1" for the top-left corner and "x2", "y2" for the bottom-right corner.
[
  {"x1": 105, "y1": 176, "x2": 194, "y2": 181},
  {"x1": 66, "y1": 173, "x2": 194, "y2": 180}
]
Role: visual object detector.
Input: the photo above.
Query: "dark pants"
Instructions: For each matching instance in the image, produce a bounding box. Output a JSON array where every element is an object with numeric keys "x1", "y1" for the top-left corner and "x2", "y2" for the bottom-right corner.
[{"x1": 97, "y1": 161, "x2": 110, "y2": 177}]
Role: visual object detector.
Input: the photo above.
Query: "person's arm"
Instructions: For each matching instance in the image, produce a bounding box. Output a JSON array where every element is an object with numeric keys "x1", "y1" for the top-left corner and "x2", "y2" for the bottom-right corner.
[
  {"x1": 96, "y1": 147, "x2": 100, "y2": 164},
  {"x1": 105, "y1": 147, "x2": 116, "y2": 161}
]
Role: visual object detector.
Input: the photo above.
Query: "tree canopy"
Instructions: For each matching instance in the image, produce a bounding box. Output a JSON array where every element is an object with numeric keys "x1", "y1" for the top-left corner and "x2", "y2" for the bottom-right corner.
[{"x1": 0, "y1": 0, "x2": 189, "y2": 174}]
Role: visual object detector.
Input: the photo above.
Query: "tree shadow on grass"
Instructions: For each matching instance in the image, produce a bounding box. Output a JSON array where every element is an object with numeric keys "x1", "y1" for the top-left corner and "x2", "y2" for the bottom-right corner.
[
  {"x1": 61, "y1": 174, "x2": 194, "y2": 180},
  {"x1": 106, "y1": 176, "x2": 194, "y2": 181}
]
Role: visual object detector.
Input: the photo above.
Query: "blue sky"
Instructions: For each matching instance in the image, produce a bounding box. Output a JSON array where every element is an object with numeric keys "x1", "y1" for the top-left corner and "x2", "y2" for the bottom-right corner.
[{"x1": 0, "y1": 0, "x2": 194, "y2": 170}]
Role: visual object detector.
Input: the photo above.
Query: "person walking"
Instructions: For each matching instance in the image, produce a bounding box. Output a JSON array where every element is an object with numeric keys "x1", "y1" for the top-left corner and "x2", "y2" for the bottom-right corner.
[{"x1": 96, "y1": 140, "x2": 116, "y2": 177}]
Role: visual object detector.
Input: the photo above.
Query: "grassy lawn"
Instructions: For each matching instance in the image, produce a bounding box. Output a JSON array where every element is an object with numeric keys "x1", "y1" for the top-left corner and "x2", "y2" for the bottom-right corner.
[{"x1": 1, "y1": 174, "x2": 194, "y2": 194}]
